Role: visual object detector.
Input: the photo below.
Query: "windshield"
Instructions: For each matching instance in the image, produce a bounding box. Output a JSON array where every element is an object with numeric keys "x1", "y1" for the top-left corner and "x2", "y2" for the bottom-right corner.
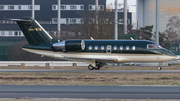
[{"x1": 147, "y1": 44, "x2": 162, "y2": 49}]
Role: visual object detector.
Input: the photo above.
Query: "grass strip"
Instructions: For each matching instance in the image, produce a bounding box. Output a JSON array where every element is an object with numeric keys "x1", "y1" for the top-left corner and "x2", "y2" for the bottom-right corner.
[{"x1": 0, "y1": 72, "x2": 180, "y2": 86}]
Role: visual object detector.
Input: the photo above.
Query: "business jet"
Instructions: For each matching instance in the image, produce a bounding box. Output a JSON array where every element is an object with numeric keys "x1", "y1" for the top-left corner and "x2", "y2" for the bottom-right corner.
[{"x1": 12, "y1": 17, "x2": 177, "y2": 70}]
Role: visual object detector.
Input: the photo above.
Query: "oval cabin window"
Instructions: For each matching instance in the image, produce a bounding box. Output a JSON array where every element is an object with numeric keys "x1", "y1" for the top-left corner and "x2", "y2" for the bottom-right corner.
[
  {"x1": 132, "y1": 46, "x2": 136, "y2": 50},
  {"x1": 95, "y1": 46, "x2": 98, "y2": 50},
  {"x1": 120, "y1": 46, "x2": 123, "y2": 50},
  {"x1": 89, "y1": 46, "x2": 92, "y2": 50},
  {"x1": 114, "y1": 46, "x2": 117, "y2": 50},
  {"x1": 126, "y1": 46, "x2": 129, "y2": 50},
  {"x1": 101, "y1": 46, "x2": 105, "y2": 50}
]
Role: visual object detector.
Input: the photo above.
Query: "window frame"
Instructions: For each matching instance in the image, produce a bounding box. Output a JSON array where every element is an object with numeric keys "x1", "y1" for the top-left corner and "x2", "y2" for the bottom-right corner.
[
  {"x1": 52, "y1": 5, "x2": 57, "y2": 10},
  {"x1": 8, "y1": 5, "x2": 14, "y2": 10},
  {"x1": 61, "y1": 5, "x2": 66, "y2": 10},
  {"x1": 89, "y1": 5, "x2": 93, "y2": 10},
  {"x1": 80, "y1": 5, "x2": 84, "y2": 10},
  {"x1": 0, "y1": 6, "x2": 4, "y2": 10},
  {"x1": 28, "y1": 5, "x2": 32, "y2": 10},
  {"x1": 70, "y1": 5, "x2": 77, "y2": 10}
]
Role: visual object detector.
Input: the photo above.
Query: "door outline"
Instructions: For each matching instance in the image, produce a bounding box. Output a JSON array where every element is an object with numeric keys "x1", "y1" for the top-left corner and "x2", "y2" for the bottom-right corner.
[{"x1": 106, "y1": 45, "x2": 112, "y2": 53}]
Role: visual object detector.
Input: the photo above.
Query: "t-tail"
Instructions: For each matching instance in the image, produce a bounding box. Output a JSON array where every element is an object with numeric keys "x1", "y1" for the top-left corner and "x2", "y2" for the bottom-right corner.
[{"x1": 12, "y1": 17, "x2": 53, "y2": 45}]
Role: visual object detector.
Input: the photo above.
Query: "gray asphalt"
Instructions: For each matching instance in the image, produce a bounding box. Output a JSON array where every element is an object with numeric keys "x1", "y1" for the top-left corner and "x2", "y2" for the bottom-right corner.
[
  {"x1": 0, "y1": 85, "x2": 180, "y2": 99},
  {"x1": 0, "y1": 69, "x2": 180, "y2": 73}
]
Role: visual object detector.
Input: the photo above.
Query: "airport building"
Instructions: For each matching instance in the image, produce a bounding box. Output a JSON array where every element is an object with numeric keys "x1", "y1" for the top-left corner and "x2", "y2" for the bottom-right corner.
[
  {"x1": 0, "y1": 0, "x2": 132, "y2": 61},
  {"x1": 0, "y1": 0, "x2": 132, "y2": 37},
  {"x1": 137, "y1": 0, "x2": 180, "y2": 32}
]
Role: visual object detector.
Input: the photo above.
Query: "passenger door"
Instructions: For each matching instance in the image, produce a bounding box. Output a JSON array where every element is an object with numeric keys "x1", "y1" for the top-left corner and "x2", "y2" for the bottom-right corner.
[{"x1": 106, "y1": 45, "x2": 112, "y2": 53}]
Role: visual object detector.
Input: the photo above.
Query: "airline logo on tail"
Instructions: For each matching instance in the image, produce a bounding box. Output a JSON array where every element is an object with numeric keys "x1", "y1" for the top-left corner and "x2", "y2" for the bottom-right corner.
[{"x1": 28, "y1": 28, "x2": 42, "y2": 31}]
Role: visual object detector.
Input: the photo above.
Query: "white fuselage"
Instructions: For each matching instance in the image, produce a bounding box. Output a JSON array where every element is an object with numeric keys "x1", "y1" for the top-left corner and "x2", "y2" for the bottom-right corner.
[{"x1": 23, "y1": 48, "x2": 176, "y2": 63}]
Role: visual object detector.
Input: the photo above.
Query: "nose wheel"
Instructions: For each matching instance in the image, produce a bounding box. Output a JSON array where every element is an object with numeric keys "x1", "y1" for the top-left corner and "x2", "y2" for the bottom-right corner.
[
  {"x1": 88, "y1": 62, "x2": 103, "y2": 70},
  {"x1": 157, "y1": 66, "x2": 162, "y2": 70}
]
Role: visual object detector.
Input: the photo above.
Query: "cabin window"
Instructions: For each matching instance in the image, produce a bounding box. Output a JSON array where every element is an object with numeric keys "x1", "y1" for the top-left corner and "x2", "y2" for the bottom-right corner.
[
  {"x1": 147, "y1": 44, "x2": 162, "y2": 49},
  {"x1": 89, "y1": 46, "x2": 92, "y2": 50},
  {"x1": 114, "y1": 46, "x2": 117, "y2": 50},
  {"x1": 101, "y1": 46, "x2": 105, "y2": 50},
  {"x1": 126, "y1": 46, "x2": 129, "y2": 50},
  {"x1": 95, "y1": 46, "x2": 98, "y2": 50},
  {"x1": 120, "y1": 46, "x2": 123, "y2": 50},
  {"x1": 132, "y1": 46, "x2": 136, "y2": 50}
]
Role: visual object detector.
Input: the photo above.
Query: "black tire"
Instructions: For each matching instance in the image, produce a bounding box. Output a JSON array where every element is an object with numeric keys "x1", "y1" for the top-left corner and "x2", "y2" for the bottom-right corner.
[
  {"x1": 157, "y1": 66, "x2": 162, "y2": 70},
  {"x1": 88, "y1": 65, "x2": 94, "y2": 70},
  {"x1": 94, "y1": 65, "x2": 101, "y2": 70}
]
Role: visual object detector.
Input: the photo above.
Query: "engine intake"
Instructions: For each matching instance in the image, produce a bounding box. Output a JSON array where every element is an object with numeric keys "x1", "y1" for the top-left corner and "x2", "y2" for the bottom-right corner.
[{"x1": 53, "y1": 40, "x2": 85, "y2": 51}]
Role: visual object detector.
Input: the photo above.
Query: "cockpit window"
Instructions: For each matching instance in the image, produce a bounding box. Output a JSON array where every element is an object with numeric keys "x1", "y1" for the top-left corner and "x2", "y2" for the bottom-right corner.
[{"x1": 147, "y1": 44, "x2": 162, "y2": 49}]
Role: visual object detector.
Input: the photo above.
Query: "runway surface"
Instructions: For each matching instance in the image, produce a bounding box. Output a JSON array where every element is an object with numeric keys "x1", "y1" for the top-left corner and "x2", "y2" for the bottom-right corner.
[
  {"x1": 0, "y1": 69, "x2": 180, "y2": 73},
  {"x1": 0, "y1": 85, "x2": 180, "y2": 99}
]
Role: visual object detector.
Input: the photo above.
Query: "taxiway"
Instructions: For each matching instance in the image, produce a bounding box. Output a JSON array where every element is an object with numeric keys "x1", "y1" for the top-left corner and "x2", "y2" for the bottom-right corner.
[{"x1": 0, "y1": 85, "x2": 180, "y2": 99}]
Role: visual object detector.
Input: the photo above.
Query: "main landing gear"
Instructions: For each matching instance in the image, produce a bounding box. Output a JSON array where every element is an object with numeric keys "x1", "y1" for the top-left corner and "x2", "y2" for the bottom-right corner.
[
  {"x1": 88, "y1": 62, "x2": 103, "y2": 70},
  {"x1": 88, "y1": 64, "x2": 101, "y2": 70}
]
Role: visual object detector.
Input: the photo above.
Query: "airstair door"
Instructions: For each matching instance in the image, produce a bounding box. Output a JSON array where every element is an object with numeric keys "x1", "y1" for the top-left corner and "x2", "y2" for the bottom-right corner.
[{"x1": 106, "y1": 45, "x2": 112, "y2": 53}]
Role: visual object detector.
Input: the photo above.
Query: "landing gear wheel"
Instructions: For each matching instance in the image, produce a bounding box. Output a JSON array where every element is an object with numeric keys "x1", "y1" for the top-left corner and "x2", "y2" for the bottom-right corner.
[
  {"x1": 157, "y1": 66, "x2": 162, "y2": 70},
  {"x1": 94, "y1": 65, "x2": 101, "y2": 70},
  {"x1": 88, "y1": 65, "x2": 94, "y2": 70}
]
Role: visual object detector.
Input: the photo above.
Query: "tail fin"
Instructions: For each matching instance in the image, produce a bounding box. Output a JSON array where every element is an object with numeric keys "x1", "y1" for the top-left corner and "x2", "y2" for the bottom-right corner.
[{"x1": 12, "y1": 17, "x2": 52, "y2": 45}]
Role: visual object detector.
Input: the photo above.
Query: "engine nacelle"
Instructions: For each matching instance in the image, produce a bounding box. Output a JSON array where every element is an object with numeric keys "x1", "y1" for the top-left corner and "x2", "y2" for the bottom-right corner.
[{"x1": 53, "y1": 40, "x2": 85, "y2": 51}]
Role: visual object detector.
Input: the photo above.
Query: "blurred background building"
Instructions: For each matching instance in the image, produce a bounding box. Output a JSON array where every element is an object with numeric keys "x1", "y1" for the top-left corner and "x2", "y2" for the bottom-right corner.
[
  {"x1": 0, "y1": 0, "x2": 132, "y2": 61},
  {"x1": 137, "y1": 0, "x2": 180, "y2": 32}
]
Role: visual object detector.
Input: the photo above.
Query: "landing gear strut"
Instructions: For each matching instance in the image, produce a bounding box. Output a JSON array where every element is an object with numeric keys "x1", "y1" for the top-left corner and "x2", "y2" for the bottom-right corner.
[{"x1": 157, "y1": 62, "x2": 162, "y2": 70}]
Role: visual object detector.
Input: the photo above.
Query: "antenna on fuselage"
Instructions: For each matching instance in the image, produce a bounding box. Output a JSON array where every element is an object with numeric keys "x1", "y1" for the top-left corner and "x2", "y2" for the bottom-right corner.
[
  {"x1": 130, "y1": 37, "x2": 134, "y2": 40},
  {"x1": 90, "y1": 37, "x2": 94, "y2": 40}
]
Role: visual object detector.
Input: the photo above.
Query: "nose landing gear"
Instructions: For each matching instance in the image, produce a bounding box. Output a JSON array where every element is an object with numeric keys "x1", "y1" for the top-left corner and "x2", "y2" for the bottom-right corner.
[
  {"x1": 157, "y1": 57, "x2": 162, "y2": 70},
  {"x1": 157, "y1": 62, "x2": 162, "y2": 70},
  {"x1": 157, "y1": 66, "x2": 162, "y2": 70},
  {"x1": 88, "y1": 64, "x2": 95, "y2": 70}
]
